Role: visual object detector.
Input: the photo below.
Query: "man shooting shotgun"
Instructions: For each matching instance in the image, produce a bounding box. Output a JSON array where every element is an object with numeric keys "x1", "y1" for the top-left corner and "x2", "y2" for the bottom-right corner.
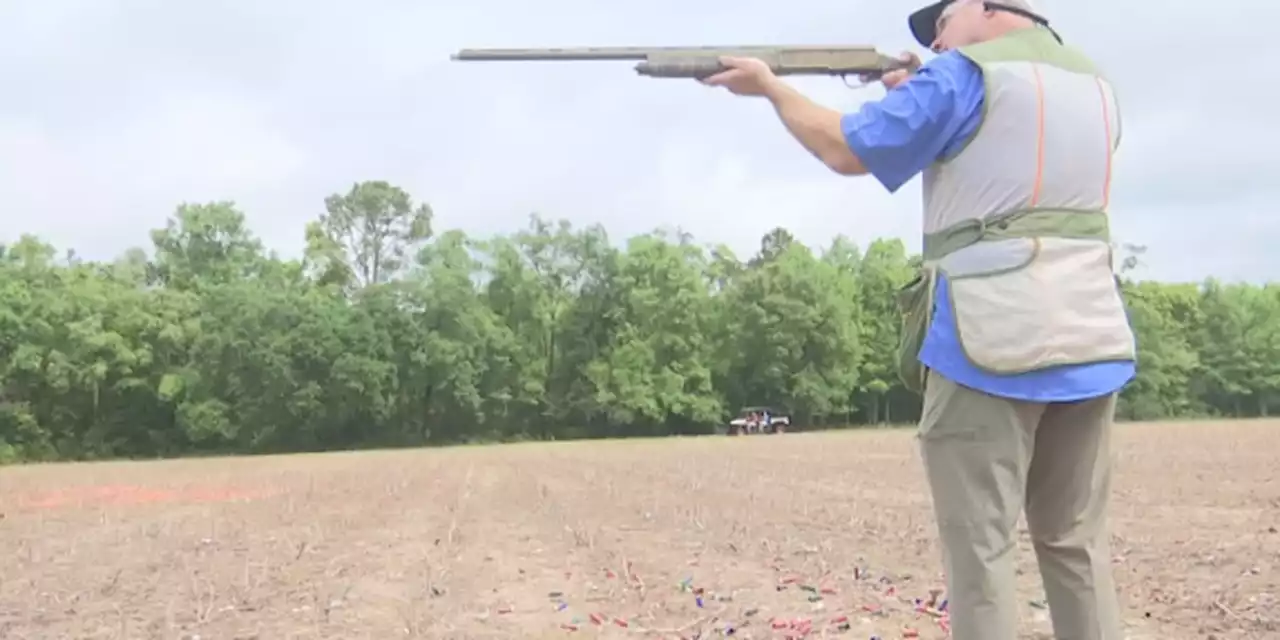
[
  {"x1": 455, "y1": 3, "x2": 1136, "y2": 637},
  {"x1": 704, "y1": 1, "x2": 1135, "y2": 639}
]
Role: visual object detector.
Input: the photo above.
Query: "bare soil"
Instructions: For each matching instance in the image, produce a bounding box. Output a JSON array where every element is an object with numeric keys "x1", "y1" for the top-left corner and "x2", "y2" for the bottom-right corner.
[{"x1": 1, "y1": 420, "x2": 1276, "y2": 639}]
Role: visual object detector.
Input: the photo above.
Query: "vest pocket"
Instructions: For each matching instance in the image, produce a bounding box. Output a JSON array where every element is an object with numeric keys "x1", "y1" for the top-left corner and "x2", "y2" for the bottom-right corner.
[
  {"x1": 895, "y1": 266, "x2": 936, "y2": 394},
  {"x1": 943, "y1": 237, "x2": 1136, "y2": 374}
]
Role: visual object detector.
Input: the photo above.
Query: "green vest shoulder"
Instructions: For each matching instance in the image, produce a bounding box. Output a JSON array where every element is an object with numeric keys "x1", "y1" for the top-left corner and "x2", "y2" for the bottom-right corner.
[{"x1": 957, "y1": 27, "x2": 1102, "y2": 77}]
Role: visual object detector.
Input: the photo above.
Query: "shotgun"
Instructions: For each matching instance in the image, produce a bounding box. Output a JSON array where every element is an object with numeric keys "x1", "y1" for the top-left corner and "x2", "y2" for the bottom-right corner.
[{"x1": 450, "y1": 45, "x2": 917, "y2": 80}]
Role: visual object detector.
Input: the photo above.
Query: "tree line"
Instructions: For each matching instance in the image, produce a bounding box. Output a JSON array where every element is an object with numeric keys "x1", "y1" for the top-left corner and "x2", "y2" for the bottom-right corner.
[{"x1": 0, "y1": 180, "x2": 1275, "y2": 463}]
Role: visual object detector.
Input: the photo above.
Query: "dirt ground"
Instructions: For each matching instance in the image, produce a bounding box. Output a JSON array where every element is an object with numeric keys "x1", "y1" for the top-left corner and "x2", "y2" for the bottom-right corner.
[{"x1": 1, "y1": 420, "x2": 1276, "y2": 639}]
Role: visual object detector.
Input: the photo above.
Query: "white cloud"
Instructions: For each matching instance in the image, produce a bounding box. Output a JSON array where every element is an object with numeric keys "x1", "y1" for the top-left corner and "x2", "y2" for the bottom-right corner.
[
  {"x1": 1, "y1": 91, "x2": 305, "y2": 254},
  {"x1": 88, "y1": 91, "x2": 304, "y2": 193},
  {"x1": 0, "y1": 0, "x2": 1273, "y2": 283}
]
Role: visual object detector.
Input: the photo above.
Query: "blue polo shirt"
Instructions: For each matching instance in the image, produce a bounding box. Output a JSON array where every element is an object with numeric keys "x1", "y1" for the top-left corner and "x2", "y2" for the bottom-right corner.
[{"x1": 839, "y1": 50, "x2": 1135, "y2": 402}]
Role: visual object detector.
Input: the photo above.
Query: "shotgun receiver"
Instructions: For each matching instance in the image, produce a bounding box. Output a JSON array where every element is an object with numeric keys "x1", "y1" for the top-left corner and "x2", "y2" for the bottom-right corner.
[{"x1": 450, "y1": 45, "x2": 917, "y2": 80}]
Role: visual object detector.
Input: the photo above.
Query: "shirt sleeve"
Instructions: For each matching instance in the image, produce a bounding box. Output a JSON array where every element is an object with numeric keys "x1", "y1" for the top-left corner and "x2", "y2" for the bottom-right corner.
[{"x1": 840, "y1": 51, "x2": 986, "y2": 193}]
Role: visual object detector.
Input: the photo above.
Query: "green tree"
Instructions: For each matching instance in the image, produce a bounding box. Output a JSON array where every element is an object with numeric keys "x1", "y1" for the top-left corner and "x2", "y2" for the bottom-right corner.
[
  {"x1": 0, "y1": 181, "x2": 1275, "y2": 464},
  {"x1": 315, "y1": 180, "x2": 433, "y2": 288}
]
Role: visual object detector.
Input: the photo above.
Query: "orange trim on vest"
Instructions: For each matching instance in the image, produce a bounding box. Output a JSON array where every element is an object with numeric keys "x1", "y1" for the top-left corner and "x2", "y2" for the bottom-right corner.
[
  {"x1": 1095, "y1": 77, "x2": 1114, "y2": 210},
  {"x1": 1029, "y1": 63, "x2": 1046, "y2": 207}
]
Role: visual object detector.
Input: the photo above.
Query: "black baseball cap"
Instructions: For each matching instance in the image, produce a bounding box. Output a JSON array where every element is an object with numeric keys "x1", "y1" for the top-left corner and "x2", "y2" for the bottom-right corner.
[
  {"x1": 908, "y1": 0, "x2": 955, "y2": 48},
  {"x1": 908, "y1": 1, "x2": 1056, "y2": 48}
]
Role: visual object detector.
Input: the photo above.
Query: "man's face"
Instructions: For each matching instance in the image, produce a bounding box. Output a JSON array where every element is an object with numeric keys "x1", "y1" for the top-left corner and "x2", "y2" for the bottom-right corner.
[{"x1": 932, "y1": 0, "x2": 988, "y2": 52}]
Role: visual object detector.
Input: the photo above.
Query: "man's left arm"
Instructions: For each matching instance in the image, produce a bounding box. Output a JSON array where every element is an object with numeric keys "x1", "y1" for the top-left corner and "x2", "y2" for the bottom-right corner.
[
  {"x1": 760, "y1": 52, "x2": 982, "y2": 192},
  {"x1": 762, "y1": 81, "x2": 870, "y2": 176}
]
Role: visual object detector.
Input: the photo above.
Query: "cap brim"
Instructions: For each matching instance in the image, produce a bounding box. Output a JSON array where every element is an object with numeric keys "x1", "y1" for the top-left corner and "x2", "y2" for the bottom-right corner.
[{"x1": 908, "y1": 1, "x2": 950, "y2": 48}]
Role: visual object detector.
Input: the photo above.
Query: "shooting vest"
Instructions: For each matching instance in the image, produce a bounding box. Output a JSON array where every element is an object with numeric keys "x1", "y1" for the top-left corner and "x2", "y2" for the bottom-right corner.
[{"x1": 896, "y1": 27, "x2": 1136, "y2": 393}]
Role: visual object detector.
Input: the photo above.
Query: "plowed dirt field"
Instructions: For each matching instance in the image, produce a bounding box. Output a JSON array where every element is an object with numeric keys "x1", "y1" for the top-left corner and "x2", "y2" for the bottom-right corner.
[{"x1": 1, "y1": 420, "x2": 1276, "y2": 639}]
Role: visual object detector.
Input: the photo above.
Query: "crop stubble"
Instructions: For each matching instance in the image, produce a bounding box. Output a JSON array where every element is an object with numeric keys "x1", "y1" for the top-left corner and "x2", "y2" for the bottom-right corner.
[{"x1": 0, "y1": 420, "x2": 1276, "y2": 639}]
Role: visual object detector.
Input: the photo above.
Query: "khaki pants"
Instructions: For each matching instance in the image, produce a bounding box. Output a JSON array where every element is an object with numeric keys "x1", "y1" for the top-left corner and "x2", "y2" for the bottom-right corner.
[{"x1": 918, "y1": 369, "x2": 1124, "y2": 640}]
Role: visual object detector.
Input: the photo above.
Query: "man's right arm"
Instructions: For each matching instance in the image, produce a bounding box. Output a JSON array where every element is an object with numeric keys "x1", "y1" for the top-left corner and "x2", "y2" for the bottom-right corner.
[{"x1": 839, "y1": 51, "x2": 986, "y2": 193}]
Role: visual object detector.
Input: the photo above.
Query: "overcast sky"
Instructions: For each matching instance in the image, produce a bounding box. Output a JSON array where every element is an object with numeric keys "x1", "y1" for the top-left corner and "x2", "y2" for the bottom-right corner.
[{"x1": 0, "y1": 0, "x2": 1270, "y2": 283}]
